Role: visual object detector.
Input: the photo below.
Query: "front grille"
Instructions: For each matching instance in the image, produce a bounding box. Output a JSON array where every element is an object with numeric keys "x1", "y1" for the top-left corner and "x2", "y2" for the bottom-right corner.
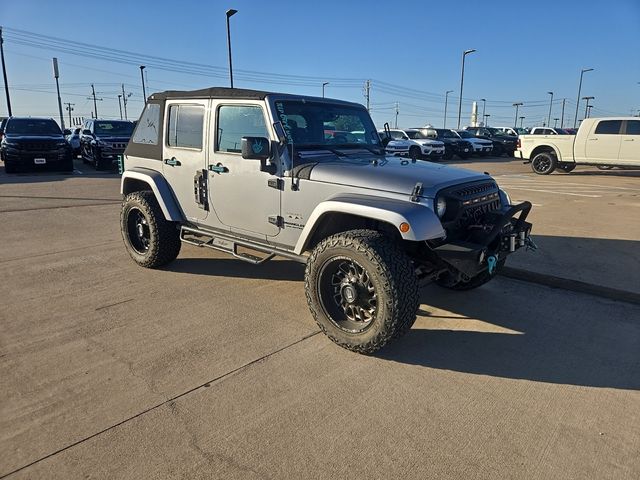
[
  {"x1": 439, "y1": 181, "x2": 502, "y2": 236},
  {"x1": 21, "y1": 142, "x2": 58, "y2": 151},
  {"x1": 110, "y1": 143, "x2": 127, "y2": 149}
]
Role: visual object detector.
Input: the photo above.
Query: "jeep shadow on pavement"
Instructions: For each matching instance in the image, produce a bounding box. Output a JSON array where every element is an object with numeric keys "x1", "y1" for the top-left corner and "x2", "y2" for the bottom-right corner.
[{"x1": 119, "y1": 87, "x2": 535, "y2": 354}]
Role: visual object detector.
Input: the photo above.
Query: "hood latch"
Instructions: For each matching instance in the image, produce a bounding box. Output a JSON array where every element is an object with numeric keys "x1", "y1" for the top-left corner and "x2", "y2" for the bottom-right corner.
[{"x1": 410, "y1": 182, "x2": 423, "y2": 203}]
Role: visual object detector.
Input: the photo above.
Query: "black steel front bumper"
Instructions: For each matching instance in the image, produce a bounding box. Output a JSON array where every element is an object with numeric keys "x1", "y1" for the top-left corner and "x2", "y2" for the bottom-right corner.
[{"x1": 433, "y1": 201, "x2": 533, "y2": 278}]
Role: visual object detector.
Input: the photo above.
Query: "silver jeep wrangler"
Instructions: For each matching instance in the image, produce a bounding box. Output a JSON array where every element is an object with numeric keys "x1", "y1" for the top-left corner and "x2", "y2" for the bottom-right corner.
[{"x1": 120, "y1": 87, "x2": 533, "y2": 353}]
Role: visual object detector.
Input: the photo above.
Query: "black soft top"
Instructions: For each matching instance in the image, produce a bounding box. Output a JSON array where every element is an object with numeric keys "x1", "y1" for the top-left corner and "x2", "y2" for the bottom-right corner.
[{"x1": 150, "y1": 87, "x2": 271, "y2": 101}]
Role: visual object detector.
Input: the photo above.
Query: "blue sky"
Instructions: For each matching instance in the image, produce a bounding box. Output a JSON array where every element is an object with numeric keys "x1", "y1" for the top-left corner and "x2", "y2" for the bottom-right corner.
[{"x1": 0, "y1": 0, "x2": 639, "y2": 129}]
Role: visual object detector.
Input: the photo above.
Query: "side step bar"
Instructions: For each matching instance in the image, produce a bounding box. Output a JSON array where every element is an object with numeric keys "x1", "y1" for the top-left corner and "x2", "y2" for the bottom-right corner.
[{"x1": 180, "y1": 226, "x2": 306, "y2": 265}]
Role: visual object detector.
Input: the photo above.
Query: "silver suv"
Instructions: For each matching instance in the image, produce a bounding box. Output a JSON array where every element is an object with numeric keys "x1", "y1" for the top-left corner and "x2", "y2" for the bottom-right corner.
[{"x1": 120, "y1": 87, "x2": 534, "y2": 353}]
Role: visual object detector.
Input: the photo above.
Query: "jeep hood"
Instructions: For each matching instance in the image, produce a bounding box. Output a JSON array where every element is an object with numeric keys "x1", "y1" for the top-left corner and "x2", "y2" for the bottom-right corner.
[{"x1": 299, "y1": 156, "x2": 491, "y2": 198}]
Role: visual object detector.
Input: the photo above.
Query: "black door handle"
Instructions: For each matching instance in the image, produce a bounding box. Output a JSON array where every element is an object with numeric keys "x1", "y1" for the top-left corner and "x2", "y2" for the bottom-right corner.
[{"x1": 164, "y1": 157, "x2": 181, "y2": 166}]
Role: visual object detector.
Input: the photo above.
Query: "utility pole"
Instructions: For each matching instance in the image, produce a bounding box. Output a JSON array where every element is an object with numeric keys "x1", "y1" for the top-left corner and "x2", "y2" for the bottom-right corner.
[
  {"x1": 363, "y1": 80, "x2": 370, "y2": 112},
  {"x1": 52, "y1": 58, "x2": 65, "y2": 130},
  {"x1": 513, "y1": 102, "x2": 523, "y2": 128},
  {"x1": 0, "y1": 27, "x2": 12, "y2": 116},
  {"x1": 121, "y1": 84, "x2": 131, "y2": 120},
  {"x1": 88, "y1": 84, "x2": 102, "y2": 118},
  {"x1": 394, "y1": 102, "x2": 399, "y2": 129},
  {"x1": 64, "y1": 102, "x2": 74, "y2": 127},
  {"x1": 583, "y1": 96, "x2": 594, "y2": 119},
  {"x1": 560, "y1": 98, "x2": 566, "y2": 128},
  {"x1": 117, "y1": 94, "x2": 123, "y2": 119}
]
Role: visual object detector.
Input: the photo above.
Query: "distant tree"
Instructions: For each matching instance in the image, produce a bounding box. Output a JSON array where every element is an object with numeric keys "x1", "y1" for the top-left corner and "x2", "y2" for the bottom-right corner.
[{"x1": 332, "y1": 115, "x2": 361, "y2": 132}]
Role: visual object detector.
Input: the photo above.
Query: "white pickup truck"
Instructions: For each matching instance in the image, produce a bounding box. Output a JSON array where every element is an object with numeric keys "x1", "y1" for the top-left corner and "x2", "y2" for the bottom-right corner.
[{"x1": 516, "y1": 117, "x2": 640, "y2": 174}]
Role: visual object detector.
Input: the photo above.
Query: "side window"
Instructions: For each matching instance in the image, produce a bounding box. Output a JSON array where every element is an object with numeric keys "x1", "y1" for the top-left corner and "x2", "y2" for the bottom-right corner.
[
  {"x1": 132, "y1": 103, "x2": 160, "y2": 145},
  {"x1": 167, "y1": 104, "x2": 204, "y2": 149},
  {"x1": 216, "y1": 105, "x2": 268, "y2": 153},
  {"x1": 594, "y1": 120, "x2": 622, "y2": 135},
  {"x1": 625, "y1": 120, "x2": 640, "y2": 135}
]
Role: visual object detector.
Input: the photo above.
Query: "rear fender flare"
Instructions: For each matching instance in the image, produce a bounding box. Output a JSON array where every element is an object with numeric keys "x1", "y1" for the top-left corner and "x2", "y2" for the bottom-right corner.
[{"x1": 120, "y1": 167, "x2": 183, "y2": 221}]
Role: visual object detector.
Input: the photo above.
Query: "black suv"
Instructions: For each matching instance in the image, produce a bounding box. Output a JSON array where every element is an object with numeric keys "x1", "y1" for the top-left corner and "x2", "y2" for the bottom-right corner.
[
  {"x1": 464, "y1": 126, "x2": 518, "y2": 157},
  {"x1": 417, "y1": 127, "x2": 473, "y2": 160},
  {"x1": 80, "y1": 119, "x2": 134, "y2": 170},
  {"x1": 0, "y1": 117, "x2": 73, "y2": 173}
]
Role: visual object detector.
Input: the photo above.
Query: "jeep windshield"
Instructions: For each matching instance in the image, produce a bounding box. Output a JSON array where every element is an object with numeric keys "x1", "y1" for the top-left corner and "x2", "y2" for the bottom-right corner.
[
  {"x1": 94, "y1": 121, "x2": 134, "y2": 136},
  {"x1": 6, "y1": 119, "x2": 62, "y2": 135},
  {"x1": 273, "y1": 100, "x2": 381, "y2": 151}
]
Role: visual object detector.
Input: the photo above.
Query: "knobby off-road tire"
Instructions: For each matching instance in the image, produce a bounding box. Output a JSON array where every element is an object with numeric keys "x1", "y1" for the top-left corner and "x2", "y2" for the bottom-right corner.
[
  {"x1": 121, "y1": 191, "x2": 181, "y2": 268},
  {"x1": 435, "y1": 259, "x2": 506, "y2": 291},
  {"x1": 304, "y1": 229, "x2": 419, "y2": 354}
]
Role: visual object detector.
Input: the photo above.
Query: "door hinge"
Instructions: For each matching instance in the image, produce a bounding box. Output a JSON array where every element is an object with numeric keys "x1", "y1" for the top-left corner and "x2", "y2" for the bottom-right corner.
[
  {"x1": 268, "y1": 178, "x2": 284, "y2": 190},
  {"x1": 268, "y1": 215, "x2": 284, "y2": 228},
  {"x1": 194, "y1": 169, "x2": 209, "y2": 211}
]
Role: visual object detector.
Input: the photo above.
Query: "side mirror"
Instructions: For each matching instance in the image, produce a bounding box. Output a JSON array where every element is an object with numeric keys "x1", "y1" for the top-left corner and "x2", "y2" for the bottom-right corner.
[
  {"x1": 241, "y1": 136, "x2": 271, "y2": 160},
  {"x1": 63, "y1": 129, "x2": 71, "y2": 135},
  {"x1": 82, "y1": 129, "x2": 92, "y2": 135}
]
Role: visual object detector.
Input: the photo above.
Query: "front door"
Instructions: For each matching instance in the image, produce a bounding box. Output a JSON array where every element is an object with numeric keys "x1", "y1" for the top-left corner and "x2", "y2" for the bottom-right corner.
[
  {"x1": 585, "y1": 119, "x2": 622, "y2": 165},
  {"x1": 162, "y1": 100, "x2": 209, "y2": 223},
  {"x1": 207, "y1": 102, "x2": 280, "y2": 239},
  {"x1": 618, "y1": 120, "x2": 640, "y2": 165}
]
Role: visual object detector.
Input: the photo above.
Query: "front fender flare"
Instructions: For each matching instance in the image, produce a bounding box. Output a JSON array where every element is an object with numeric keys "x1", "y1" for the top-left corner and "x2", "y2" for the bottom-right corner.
[
  {"x1": 120, "y1": 167, "x2": 183, "y2": 221},
  {"x1": 294, "y1": 193, "x2": 445, "y2": 254}
]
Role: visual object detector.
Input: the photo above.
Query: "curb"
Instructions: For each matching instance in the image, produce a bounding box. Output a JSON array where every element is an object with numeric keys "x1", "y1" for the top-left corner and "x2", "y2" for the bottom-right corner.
[{"x1": 500, "y1": 267, "x2": 640, "y2": 306}]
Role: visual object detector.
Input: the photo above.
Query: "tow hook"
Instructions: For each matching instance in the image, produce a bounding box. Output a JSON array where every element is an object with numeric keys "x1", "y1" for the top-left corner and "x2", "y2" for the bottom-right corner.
[{"x1": 525, "y1": 236, "x2": 538, "y2": 252}]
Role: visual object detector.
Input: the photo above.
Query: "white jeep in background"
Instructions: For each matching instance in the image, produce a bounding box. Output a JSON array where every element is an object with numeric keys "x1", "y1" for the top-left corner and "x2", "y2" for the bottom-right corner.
[
  {"x1": 379, "y1": 128, "x2": 445, "y2": 160},
  {"x1": 451, "y1": 130, "x2": 494, "y2": 155}
]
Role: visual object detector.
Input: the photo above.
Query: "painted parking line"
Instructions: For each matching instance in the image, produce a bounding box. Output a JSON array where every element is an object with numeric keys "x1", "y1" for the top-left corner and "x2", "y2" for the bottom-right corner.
[
  {"x1": 494, "y1": 174, "x2": 640, "y2": 191},
  {"x1": 500, "y1": 187, "x2": 602, "y2": 198}
]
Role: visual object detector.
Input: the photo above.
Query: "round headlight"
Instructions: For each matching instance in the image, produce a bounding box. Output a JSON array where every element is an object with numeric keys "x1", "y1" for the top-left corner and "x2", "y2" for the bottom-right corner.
[{"x1": 436, "y1": 197, "x2": 447, "y2": 218}]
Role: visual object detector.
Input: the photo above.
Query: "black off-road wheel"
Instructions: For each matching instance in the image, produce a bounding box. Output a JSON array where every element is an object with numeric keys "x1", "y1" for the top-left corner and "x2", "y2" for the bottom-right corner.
[
  {"x1": 435, "y1": 259, "x2": 505, "y2": 291},
  {"x1": 93, "y1": 148, "x2": 105, "y2": 170},
  {"x1": 305, "y1": 229, "x2": 419, "y2": 353},
  {"x1": 493, "y1": 143, "x2": 504, "y2": 156},
  {"x1": 409, "y1": 146, "x2": 421, "y2": 161},
  {"x1": 443, "y1": 149, "x2": 454, "y2": 160},
  {"x1": 121, "y1": 191, "x2": 181, "y2": 268},
  {"x1": 531, "y1": 151, "x2": 557, "y2": 175}
]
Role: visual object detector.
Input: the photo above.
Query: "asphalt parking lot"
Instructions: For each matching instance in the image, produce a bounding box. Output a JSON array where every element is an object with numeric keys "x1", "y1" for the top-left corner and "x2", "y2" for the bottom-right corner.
[{"x1": 1, "y1": 157, "x2": 639, "y2": 479}]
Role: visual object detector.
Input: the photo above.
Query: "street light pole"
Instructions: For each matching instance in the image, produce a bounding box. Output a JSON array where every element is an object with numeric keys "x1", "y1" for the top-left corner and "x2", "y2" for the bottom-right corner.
[
  {"x1": 574, "y1": 68, "x2": 594, "y2": 128},
  {"x1": 0, "y1": 27, "x2": 12, "y2": 116},
  {"x1": 519, "y1": 116, "x2": 525, "y2": 128},
  {"x1": 226, "y1": 9, "x2": 238, "y2": 88},
  {"x1": 444, "y1": 90, "x2": 453, "y2": 128},
  {"x1": 547, "y1": 91, "x2": 553, "y2": 128},
  {"x1": 117, "y1": 94, "x2": 123, "y2": 119},
  {"x1": 483, "y1": 114, "x2": 490, "y2": 126},
  {"x1": 139, "y1": 65, "x2": 146, "y2": 104},
  {"x1": 513, "y1": 102, "x2": 523, "y2": 128},
  {"x1": 322, "y1": 82, "x2": 329, "y2": 98},
  {"x1": 481, "y1": 98, "x2": 486, "y2": 124},
  {"x1": 560, "y1": 98, "x2": 566, "y2": 128},
  {"x1": 457, "y1": 49, "x2": 476, "y2": 129},
  {"x1": 553, "y1": 118, "x2": 559, "y2": 128},
  {"x1": 52, "y1": 58, "x2": 65, "y2": 130}
]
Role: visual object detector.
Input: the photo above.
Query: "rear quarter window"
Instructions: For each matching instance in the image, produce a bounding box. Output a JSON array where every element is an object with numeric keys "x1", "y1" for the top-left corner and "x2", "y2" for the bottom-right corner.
[
  {"x1": 594, "y1": 120, "x2": 622, "y2": 135},
  {"x1": 132, "y1": 103, "x2": 161, "y2": 145}
]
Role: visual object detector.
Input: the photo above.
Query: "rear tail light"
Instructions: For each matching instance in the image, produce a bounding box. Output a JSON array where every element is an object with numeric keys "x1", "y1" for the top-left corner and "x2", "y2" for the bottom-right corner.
[{"x1": 517, "y1": 138, "x2": 521, "y2": 149}]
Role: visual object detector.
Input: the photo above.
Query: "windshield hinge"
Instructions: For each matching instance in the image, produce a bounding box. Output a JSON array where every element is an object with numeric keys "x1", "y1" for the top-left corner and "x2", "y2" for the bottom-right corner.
[
  {"x1": 268, "y1": 215, "x2": 284, "y2": 228},
  {"x1": 410, "y1": 182, "x2": 423, "y2": 203},
  {"x1": 268, "y1": 178, "x2": 284, "y2": 190}
]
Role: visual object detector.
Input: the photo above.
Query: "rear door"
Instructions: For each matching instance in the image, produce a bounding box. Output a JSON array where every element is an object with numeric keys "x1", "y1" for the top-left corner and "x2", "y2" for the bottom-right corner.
[
  {"x1": 162, "y1": 100, "x2": 209, "y2": 222},
  {"x1": 618, "y1": 120, "x2": 640, "y2": 165},
  {"x1": 585, "y1": 120, "x2": 622, "y2": 165}
]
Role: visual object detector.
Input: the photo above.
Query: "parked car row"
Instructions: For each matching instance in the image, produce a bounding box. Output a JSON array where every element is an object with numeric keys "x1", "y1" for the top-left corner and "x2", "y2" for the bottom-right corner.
[{"x1": 0, "y1": 116, "x2": 135, "y2": 173}]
